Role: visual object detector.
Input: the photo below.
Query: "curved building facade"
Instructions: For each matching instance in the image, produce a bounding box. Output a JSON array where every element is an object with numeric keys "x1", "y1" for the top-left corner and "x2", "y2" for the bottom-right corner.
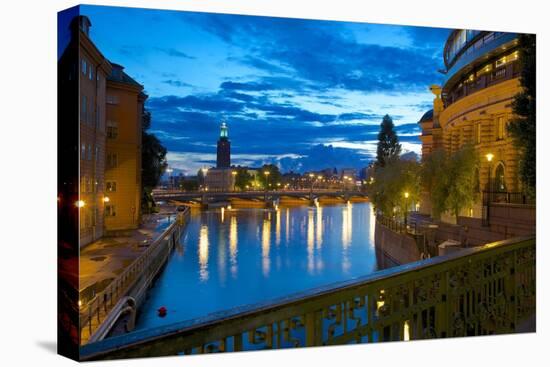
[{"x1": 420, "y1": 30, "x2": 522, "y2": 219}]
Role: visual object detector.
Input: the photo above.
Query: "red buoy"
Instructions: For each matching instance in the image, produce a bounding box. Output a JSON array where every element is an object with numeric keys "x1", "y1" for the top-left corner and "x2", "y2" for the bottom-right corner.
[{"x1": 157, "y1": 306, "x2": 167, "y2": 317}]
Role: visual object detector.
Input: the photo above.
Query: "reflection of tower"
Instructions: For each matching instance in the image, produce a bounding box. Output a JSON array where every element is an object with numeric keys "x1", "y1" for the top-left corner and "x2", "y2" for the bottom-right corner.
[{"x1": 216, "y1": 121, "x2": 231, "y2": 168}]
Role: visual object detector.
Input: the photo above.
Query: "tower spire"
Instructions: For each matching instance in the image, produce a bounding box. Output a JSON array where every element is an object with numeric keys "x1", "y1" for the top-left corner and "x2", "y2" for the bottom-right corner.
[{"x1": 220, "y1": 120, "x2": 228, "y2": 138}]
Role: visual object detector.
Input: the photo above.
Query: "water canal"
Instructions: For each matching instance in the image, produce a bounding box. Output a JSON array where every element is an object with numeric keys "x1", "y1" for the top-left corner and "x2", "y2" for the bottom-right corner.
[{"x1": 135, "y1": 202, "x2": 379, "y2": 331}]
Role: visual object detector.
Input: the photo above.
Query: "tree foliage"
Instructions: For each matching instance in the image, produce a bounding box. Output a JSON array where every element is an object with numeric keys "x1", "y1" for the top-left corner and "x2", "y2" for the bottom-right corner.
[
  {"x1": 234, "y1": 167, "x2": 254, "y2": 191},
  {"x1": 368, "y1": 158, "x2": 421, "y2": 220},
  {"x1": 508, "y1": 34, "x2": 536, "y2": 196},
  {"x1": 257, "y1": 164, "x2": 282, "y2": 190},
  {"x1": 141, "y1": 107, "x2": 168, "y2": 211},
  {"x1": 376, "y1": 114, "x2": 402, "y2": 167},
  {"x1": 422, "y1": 146, "x2": 478, "y2": 221}
]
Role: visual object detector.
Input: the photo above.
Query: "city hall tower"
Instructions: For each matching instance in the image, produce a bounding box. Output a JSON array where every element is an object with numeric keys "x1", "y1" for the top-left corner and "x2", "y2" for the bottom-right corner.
[{"x1": 216, "y1": 121, "x2": 231, "y2": 168}]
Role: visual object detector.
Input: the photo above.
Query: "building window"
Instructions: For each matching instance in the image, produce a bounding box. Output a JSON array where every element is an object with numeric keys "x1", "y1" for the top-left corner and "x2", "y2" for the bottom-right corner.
[
  {"x1": 106, "y1": 181, "x2": 117, "y2": 192},
  {"x1": 81, "y1": 58, "x2": 87, "y2": 75},
  {"x1": 85, "y1": 177, "x2": 91, "y2": 193},
  {"x1": 81, "y1": 95, "x2": 87, "y2": 122},
  {"x1": 89, "y1": 66, "x2": 93, "y2": 81},
  {"x1": 497, "y1": 116, "x2": 505, "y2": 140},
  {"x1": 95, "y1": 146, "x2": 100, "y2": 162},
  {"x1": 107, "y1": 121, "x2": 118, "y2": 139},
  {"x1": 107, "y1": 153, "x2": 118, "y2": 169},
  {"x1": 87, "y1": 144, "x2": 92, "y2": 160},
  {"x1": 81, "y1": 143, "x2": 86, "y2": 160},
  {"x1": 106, "y1": 95, "x2": 119, "y2": 105},
  {"x1": 105, "y1": 204, "x2": 117, "y2": 217},
  {"x1": 80, "y1": 176, "x2": 86, "y2": 193}
]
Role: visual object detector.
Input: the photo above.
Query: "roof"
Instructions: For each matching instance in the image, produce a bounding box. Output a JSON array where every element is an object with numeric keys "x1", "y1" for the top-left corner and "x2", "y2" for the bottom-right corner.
[
  {"x1": 107, "y1": 62, "x2": 142, "y2": 88},
  {"x1": 418, "y1": 109, "x2": 433, "y2": 123}
]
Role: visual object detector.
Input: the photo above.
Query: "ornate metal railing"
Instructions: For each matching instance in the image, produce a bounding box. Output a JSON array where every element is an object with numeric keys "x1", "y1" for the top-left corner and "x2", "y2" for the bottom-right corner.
[
  {"x1": 79, "y1": 207, "x2": 190, "y2": 344},
  {"x1": 80, "y1": 236, "x2": 535, "y2": 360}
]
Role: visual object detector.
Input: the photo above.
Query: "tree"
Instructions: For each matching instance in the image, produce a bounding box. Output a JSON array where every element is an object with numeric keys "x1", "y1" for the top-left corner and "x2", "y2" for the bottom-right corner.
[
  {"x1": 508, "y1": 34, "x2": 536, "y2": 196},
  {"x1": 376, "y1": 114, "x2": 401, "y2": 167},
  {"x1": 257, "y1": 164, "x2": 281, "y2": 190},
  {"x1": 141, "y1": 106, "x2": 168, "y2": 212},
  {"x1": 421, "y1": 149, "x2": 450, "y2": 219},
  {"x1": 234, "y1": 168, "x2": 253, "y2": 191},
  {"x1": 422, "y1": 146, "x2": 478, "y2": 222},
  {"x1": 445, "y1": 146, "x2": 478, "y2": 222},
  {"x1": 368, "y1": 158, "x2": 420, "y2": 220}
]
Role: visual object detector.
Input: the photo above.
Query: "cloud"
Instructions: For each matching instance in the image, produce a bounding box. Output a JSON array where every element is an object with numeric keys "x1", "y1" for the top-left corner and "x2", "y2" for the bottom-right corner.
[
  {"x1": 154, "y1": 47, "x2": 195, "y2": 59},
  {"x1": 162, "y1": 79, "x2": 194, "y2": 88}
]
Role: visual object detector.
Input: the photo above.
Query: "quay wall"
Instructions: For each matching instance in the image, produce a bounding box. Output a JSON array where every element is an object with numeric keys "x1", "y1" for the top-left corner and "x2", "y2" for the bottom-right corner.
[{"x1": 374, "y1": 221, "x2": 421, "y2": 266}]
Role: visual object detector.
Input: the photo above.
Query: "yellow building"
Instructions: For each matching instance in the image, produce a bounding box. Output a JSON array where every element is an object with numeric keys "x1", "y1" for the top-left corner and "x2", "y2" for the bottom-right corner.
[
  {"x1": 419, "y1": 30, "x2": 522, "y2": 220},
  {"x1": 78, "y1": 16, "x2": 112, "y2": 246},
  {"x1": 104, "y1": 63, "x2": 146, "y2": 231}
]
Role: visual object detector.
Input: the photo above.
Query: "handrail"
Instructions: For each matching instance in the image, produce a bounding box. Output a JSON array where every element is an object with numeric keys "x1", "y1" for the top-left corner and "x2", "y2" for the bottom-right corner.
[
  {"x1": 81, "y1": 235, "x2": 535, "y2": 360},
  {"x1": 79, "y1": 206, "x2": 190, "y2": 343}
]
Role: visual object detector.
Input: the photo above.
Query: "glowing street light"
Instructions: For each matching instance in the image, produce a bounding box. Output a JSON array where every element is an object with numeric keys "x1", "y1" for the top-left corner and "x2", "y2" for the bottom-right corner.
[
  {"x1": 75, "y1": 200, "x2": 85, "y2": 208},
  {"x1": 485, "y1": 153, "x2": 494, "y2": 162},
  {"x1": 231, "y1": 170, "x2": 237, "y2": 192},
  {"x1": 103, "y1": 196, "x2": 110, "y2": 203},
  {"x1": 486, "y1": 152, "x2": 494, "y2": 195}
]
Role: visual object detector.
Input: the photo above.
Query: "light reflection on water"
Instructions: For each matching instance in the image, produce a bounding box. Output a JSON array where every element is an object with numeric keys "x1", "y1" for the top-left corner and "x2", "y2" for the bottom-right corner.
[{"x1": 135, "y1": 202, "x2": 378, "y2": 331}]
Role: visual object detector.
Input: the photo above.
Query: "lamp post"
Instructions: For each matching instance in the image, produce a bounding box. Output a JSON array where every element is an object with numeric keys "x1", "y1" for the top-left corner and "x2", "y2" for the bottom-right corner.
[
  {"x1": 231, "y1": 170, "x2": 237, "y2": 192},
  {"x1": 486, "y1": 153, "x2": 494, "y2": 193},
  {"x1": 264, "y1": 170, "x2": 270, "y2": 194},
  {"x1": 404, "y1": 191, "x2": 410, "y2": 227},
  {"x1": 485, "y1": 153, "x2": 494, "y2": 224},
  {"x1": 201, "y1": 167, "x2": 208, "y2": 192}
]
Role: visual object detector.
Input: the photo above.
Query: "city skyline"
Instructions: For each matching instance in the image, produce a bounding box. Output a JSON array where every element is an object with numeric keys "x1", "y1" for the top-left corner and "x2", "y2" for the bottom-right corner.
[{"x1": 76, "y1": 5, "x2": 452, "y2": 174}]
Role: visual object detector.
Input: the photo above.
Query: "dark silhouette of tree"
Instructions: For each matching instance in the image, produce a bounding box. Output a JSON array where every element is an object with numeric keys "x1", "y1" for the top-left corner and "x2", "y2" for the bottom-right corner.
[
  {"x1": 508, "y1": 34, "x2": 536, "y2": 196},
  {"x1": 234, "y1": 167, "x2": 253, "y2": 191},
  {"x1": 258, "y1": 164, "x2": 281, "y2": 190},
  {"x1": 141, "y1": 106, "x2": 167, "y2": 211},
  {"x1": 376, "y1": 114, "x2": 401, "y2": 167}
]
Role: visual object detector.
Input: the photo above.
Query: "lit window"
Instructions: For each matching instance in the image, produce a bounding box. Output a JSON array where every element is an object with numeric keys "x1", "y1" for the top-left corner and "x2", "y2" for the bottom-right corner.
[
  {"x1": 496, "y1": 56, "x2": 507, "y2": 68},
  {"x1": 497, "y1": 116, "x2": 505, "y2": 140},
  {"x1": 81, "y1": 143, "x2": 86, "y2": 159},
  {"x1": 89, "y1": 66, "x2": 93, "y2": 80},
  {"x1": 106, "y1": 181, "x2": 117, "y2": 192},
  {"x1": 81, "y1": 59, "x2": 87, "y2": 75}
]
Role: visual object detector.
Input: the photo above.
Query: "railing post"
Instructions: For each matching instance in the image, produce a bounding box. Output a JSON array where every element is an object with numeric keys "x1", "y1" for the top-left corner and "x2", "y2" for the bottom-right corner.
[
  {"x1": 305, "y1": 311, "x2": 321, "y2": 347},
  {"x1": 435, "y1": 272, "x2": 449, "y2": 338}
]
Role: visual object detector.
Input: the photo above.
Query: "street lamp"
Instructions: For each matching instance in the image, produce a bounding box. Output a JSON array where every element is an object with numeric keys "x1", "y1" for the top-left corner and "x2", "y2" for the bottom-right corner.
[
  {"x1": 404, "y1": 191, "x2": 410, "y2": 227},
  {"x1": 201, "y1": 167, "x2": 209, "y2": 192},
  {"x1": 232, "y1": 170, "x2": 237, "y2": 192},
  {"x1": 264, "y1": 171, "x2": 270, "y2": 192},
  {"x1": 486, "y1": 153, "x2": 494, "y2": 192},
  {"x1": 75, "y1": 200, "x2": 85, "y2": 208}
]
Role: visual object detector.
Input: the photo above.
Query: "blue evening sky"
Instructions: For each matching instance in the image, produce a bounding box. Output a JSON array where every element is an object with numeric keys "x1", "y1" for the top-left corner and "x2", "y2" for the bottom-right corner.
[{"x1": 78, "y1": 5, "x2": 451, "y2": 175}]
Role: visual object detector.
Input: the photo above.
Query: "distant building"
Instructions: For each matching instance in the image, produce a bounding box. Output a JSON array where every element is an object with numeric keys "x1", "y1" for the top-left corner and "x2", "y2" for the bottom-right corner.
[
  {"x1": 104, "y1": 63, "x2": 146, "y2": 231},
  {"x1": 216, "y1": 122, "x2": 231, "y2": 168},
  {"x1": 340, "y1": 168, "x2": 357, "y2": 180},
  {"x1": 204, "y1": 168, "x2": 235, "y2": 192}
]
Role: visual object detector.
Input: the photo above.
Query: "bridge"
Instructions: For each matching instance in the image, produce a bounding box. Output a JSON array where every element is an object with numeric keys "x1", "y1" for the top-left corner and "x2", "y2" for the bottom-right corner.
[
  {"x1": 153, "y1": 189, "x2": 368, "y2": 207},
  {"x1": 80, "y1": 235, "x2": 535, "y2": 360}
]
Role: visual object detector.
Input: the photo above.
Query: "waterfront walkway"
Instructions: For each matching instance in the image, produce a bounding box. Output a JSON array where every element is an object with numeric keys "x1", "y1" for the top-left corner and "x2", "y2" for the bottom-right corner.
[{"x1": 79, "y1": 207, "x2": 177, "y2": 301}]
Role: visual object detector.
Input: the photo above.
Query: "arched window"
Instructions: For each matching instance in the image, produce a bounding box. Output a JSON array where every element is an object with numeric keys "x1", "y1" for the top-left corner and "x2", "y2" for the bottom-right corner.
[{"x1": 494, "y1": 163, "x2": 506, "y2": 192}]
